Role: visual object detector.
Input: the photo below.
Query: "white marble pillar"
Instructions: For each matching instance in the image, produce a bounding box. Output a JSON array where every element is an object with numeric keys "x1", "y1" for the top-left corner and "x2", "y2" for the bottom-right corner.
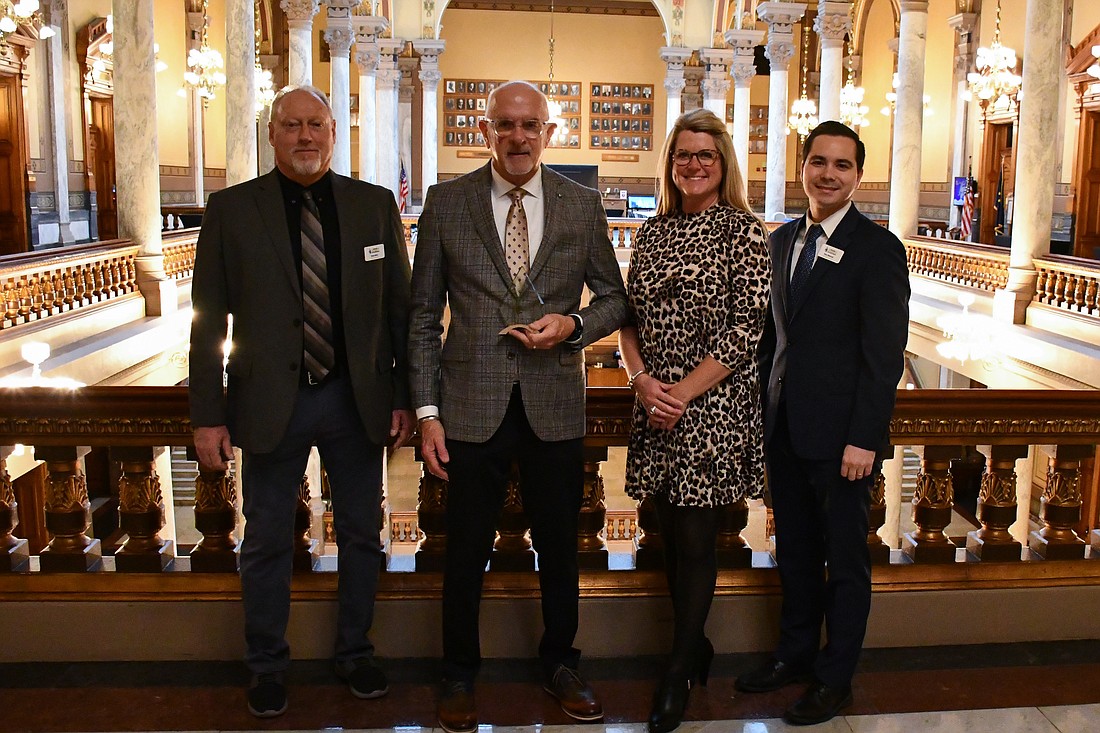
[
  {"x1": 258, "y1": 54, "x2": 280, "y2": 174},
  {"x1": 325, "y1": 2, "x2": 356, "y2": 176},
  {"x1": 887, "y1": 0, "x2": 929, "y2": 239},
  {"x1": 414, "y1": 39, "x2": 445, "y2": 198},
  {"x1": 661, "y1": 47, "x2": 692, "y2": 134},
  {"x1": 398, "y1": 55, "x2": 417, "y2": 197},
  {"x1": 225, "y1": 0, "x2": 258, "y2": 186},
  {"x1": 113, "y1": 0, "x2": 172, "y2": 315},
  {"x1": 699, "y1": 48, "x2": 735, "y2": 121},
  {"x1": 45, "y1": 21, "x2": 74, "y2": 243},
  {"x1": 185, "y1": 9, "x2": 205, "y2": 204},
  {"x1": 352, "y1": 15, "x2": 388, "y2": 183},
  {"x1": 997, "y1": 0, "x2": 1063, "y2": 324},
  {"x1": 724, "y1": 29, "x2": 765, "y2": 188},
  {"x1": 281, "y1": 0, "x2": 320, "y2": 85},
  {"x1": 947, "y1": 13, "x2": 977, "y2": 230},
  {"x1": 814, "y1": 2, "x2": 851, "y2": 122},
  {"x1": 375, "y1": 39, "x2": 405, "y2": 199},
  {"x1": 758, "y1": 2, "x2": 805, "y2": 221}
]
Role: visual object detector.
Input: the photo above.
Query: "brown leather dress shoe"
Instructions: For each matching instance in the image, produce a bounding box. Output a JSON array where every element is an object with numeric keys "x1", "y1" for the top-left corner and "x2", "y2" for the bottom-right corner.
[
  {"x1": 543, "y1": 664, "x2": 604, "y2": 722},
  {"x1": 438, "y1": 680, "x2": 477, "y2": 733}
]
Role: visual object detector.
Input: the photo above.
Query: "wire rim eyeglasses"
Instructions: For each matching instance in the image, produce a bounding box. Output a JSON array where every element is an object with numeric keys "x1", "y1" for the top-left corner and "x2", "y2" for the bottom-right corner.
[{"x1": 485, "y1": 118, "x2": 550, "y2": 139}]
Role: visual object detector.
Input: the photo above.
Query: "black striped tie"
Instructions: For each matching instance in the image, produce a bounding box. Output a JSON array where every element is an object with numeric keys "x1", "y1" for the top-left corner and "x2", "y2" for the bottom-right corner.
[{"x1": 300, "y1": 191, "x2": 335, "y2": 381}]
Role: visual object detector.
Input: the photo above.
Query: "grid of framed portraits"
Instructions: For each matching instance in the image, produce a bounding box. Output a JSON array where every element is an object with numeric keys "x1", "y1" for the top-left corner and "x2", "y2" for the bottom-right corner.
[
  {"x1": 442, "y1": 78, "x2": 582, "y2": 148},
  {"x1": 589, "y1": 83, "x2": 654, "y2": 151},
  {"x1": 726, "y1": 103, "x2": 770, "y2": 154}
]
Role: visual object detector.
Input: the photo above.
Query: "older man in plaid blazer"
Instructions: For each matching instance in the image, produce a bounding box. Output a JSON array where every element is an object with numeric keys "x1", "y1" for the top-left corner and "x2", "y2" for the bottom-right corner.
[{"x1": 408, "y1": 81, "x2": 627, "y2": 733}]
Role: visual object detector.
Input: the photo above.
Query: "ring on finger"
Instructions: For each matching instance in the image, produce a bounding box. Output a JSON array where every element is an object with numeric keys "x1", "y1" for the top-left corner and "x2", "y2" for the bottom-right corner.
[{"x1": 650, "y1": 405, "x2": 657, "y2": 415}]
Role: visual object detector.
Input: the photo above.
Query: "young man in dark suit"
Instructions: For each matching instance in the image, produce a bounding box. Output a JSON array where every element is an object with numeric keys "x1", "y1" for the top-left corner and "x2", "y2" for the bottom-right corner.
[
  {"x1": 737, "y1": 121, "x2": 910, "y2": 725},
  {"x1": 408, "y1": 81, "x2": 627, "y2": 733},
  {"x1": 189, "y1": 86, "x2": 413, "y2": 718}
]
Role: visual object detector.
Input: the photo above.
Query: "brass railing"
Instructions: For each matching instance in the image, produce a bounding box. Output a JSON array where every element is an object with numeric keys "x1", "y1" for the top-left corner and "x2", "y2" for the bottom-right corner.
[{"x1": 1, "y1": 387, "x2": 1098, "y2": 591}]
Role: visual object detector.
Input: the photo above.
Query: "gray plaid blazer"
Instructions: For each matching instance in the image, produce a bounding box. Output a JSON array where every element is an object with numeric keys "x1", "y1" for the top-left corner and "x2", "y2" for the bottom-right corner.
[{"x1": 408, "y1": 163, "x2": 627, "y2": 442}]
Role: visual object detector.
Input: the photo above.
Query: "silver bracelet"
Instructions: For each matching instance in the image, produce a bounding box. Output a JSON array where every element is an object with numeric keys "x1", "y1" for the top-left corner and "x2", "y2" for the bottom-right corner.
[{"x1": 627, "y1": 368, "x2": 647, "y2": 388}]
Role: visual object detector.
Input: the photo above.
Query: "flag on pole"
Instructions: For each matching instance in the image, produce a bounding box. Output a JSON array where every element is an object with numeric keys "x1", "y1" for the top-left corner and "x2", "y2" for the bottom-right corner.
[
  {"x1": 960, "y1": 169, "x2": 975, "y2": 242},
  {"x1": 994, "y1": 160, "x2": 1006, "y2": 238},
  {"x1": 398, "y1": 161, "x2": 410, "y2": 214}
]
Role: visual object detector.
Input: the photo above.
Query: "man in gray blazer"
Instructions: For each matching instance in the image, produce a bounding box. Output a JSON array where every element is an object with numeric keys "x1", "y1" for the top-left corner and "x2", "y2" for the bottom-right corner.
[
  {"x1": 189, "y1": 86, "x2": 413, "y2": 719},
  {"x1": 408, "y1": 81, "x2": 627, "y2": 733}
]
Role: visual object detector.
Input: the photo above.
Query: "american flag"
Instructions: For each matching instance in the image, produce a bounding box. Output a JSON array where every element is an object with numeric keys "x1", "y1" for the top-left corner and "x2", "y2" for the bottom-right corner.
[
  {"x1": 398, "y1": 161, "x2": 410, "y2": 213},
  {"x1": 960, "y1": 173, "x2": 974, "y2": 241}
]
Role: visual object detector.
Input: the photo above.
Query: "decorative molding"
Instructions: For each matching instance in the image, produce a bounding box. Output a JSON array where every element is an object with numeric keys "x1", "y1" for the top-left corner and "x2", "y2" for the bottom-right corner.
[{"x1": 442, "y1": 0, "x2": 658, "y2": 16}]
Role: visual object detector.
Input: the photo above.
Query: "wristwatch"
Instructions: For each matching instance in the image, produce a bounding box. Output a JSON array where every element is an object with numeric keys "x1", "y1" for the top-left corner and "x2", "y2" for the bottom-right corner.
[{"x1": 565, "y1": 313, "x2": 583, "y2": 345}]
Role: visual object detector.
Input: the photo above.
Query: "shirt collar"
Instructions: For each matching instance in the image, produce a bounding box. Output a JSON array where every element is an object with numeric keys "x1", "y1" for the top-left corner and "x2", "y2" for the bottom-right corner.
[
  {"x1": 806, "y1": 201, "x2": 852, "y2": 239},
  {"x1": 276, "y1": 167, "x2": 334, "y2": 203},
  {"x1": 490, "y1": 163, "x2": 543, "y2": 201}
]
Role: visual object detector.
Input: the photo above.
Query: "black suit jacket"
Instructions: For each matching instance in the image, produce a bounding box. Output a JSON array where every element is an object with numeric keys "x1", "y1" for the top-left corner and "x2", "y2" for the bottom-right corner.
[
  {"x1": 760, "y1": 204, "x2": 909, "y2": 460},
  {"x1": 189, "y1": 170, "x2": 412, "y2": 453}
]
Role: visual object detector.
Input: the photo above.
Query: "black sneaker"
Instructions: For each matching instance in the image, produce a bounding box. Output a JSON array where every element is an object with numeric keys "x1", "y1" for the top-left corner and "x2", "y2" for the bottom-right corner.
[
  {"x1": 247, "y1": 672, "x2": 288, "y2": 718},
  {"x1": 336, "y1": 658, "x2": 389, "y2": 699}
]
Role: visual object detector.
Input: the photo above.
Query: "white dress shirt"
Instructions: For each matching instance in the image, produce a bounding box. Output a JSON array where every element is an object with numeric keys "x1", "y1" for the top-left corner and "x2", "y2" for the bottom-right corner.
[
  {"x1": 490, "y1": 163, "x2": 546, "y2": 262},
  {"x1": 788, "y1": 201, "x2": 852, "y2": 281}
]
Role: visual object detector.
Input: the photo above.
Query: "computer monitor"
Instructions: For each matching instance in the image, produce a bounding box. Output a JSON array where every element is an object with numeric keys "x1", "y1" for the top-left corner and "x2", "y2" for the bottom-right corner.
[
  {"x1": 628, "y1": 195, "x2": 656, "y2": 211},
  {"x1": 548, "y1": 164, "x2": 599, "y2": 191}
]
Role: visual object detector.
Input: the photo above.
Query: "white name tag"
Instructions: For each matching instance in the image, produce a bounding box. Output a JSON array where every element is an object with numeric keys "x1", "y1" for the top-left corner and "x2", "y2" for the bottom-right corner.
[
  {"x1": 364, "y1": 244, "x2": 386, "y2": 262},
  {"x1": 820, "y1": 244, "x2": 844, "y2": 264}
]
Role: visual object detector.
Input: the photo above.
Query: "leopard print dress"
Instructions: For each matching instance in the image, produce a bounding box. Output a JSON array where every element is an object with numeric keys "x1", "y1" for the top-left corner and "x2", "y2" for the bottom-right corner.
[{"x1": 624, "y1": 203, "x2": 771, "y2": 507}]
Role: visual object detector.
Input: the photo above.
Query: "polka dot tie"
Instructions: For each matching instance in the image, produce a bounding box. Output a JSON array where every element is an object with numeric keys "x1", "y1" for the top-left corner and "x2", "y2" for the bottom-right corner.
[{"x1": 505, "y1": 187, "x2": 529, "y2": 294}]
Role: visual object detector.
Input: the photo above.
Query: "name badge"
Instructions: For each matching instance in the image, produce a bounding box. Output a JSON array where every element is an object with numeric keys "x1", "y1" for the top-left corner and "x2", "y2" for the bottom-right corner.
[
  {"x1": 364, "y1": 244, "x2": 386, "y2": 262},
  {"x1": 820, "y1": 244, "x2": 844, "y2": 264}
]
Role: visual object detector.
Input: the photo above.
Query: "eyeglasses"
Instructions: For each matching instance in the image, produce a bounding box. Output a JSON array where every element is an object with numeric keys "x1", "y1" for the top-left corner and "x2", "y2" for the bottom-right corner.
[
  {"x1": 485, "y1": 119, "x2": 549, "y2": 138},
  {"x1": 671, "y1": 149, "x2": 720, "y2": 167}
]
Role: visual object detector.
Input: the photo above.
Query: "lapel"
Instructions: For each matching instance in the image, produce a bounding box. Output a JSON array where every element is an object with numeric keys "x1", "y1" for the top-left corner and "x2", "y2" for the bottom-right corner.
[
  {"x1": 252, "y1": 170, "x2": 300, "y2": 296},
  {"x1": 774, "y1": 215, "x2": 804, "y2": 326},
  {"x1": 331, "y1": 172, "x2": 370, "y2": 310},
  {"x1": 788, "y1": 204, "x2": 861, "y2": 320},
  {"x1": 529, "y1": 166, "x2": 563, "y2": 282},
  {"x1": 466, "y1": 163, "x2": 514, "y2": 291}
]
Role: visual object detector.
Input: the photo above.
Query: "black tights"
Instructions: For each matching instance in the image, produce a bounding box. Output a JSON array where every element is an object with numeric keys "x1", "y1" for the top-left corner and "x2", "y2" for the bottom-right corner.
[{"x1": 655, "y1": 495, "x2": 720, "y2": 679}]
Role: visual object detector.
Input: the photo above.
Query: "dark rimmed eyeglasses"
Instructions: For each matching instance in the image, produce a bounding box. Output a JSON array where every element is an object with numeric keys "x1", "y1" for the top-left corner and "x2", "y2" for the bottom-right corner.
[{"x1": 671, "y1": 149, "x2": 720, "y2": 167}]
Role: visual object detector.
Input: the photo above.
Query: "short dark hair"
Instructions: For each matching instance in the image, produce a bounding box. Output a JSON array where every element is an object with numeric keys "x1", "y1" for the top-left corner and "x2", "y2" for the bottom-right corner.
[{"x1": 802, "y1": 120, "x2": 865, "y2": 171}]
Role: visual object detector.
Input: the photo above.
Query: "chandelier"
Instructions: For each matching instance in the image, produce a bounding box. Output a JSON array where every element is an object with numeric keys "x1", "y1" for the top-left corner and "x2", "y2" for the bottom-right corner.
[
  {"x1": 966, "y1": 0, "x2": 1021, "y2": 110},
  {"x1": 182, "y1": 0, "x2": 226, "y2": 106},
  {"x1": 544, "y1": 0, "x2": 569, "y2": 146},
  {"x1": 254, "y1": 0, "x2": 274, "y2": 115},
  {"x1": 881, "y1": 72, "x2": 932, "y2": 117},
  {"x1": 0, "y1": 0, "x2": 54, "y2": 46},
  {"x1": 787, "y1": 24, "x2": 817, "y2": 139},
  {"x1": 935, "y1": 293, "x2": 998, "y2": 365},
  {"x1": 838, "y1": 38, "x2": 869, "y2": 130},
  {"x1": 1088, "y1": 44, "x2": 1100, "y2": 80}
]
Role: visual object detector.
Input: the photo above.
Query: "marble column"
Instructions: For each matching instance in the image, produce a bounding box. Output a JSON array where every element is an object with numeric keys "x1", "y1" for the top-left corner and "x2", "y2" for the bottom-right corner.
[
  {"x1": 353, "y1": 15, "x2": 387, "y2": 183},
  {"x1": 699, "y1": 47, "x2": 735, "y2": 121},
  {"x1": 225, "y1": 0, "x2": 257, "y2": 186},
  {"x1": 325, "y1": 2, "x2": 356, "y2": 176},
  {"x1": 758, "y1": 2, "x2": 805, "y2": 221},
  {"x1": 113, "y1": 0, "x2": 172, "y2": 315},
  {"x1": 398, "y1": 56, "x2": 417, "y2": 197},
  {"x1": 946, "y1": 14, "x2": 976, "y2": 229},
  {"x1": 185, "y1": 8, "x2": 205, "y2": 204},
  {"x1": 414, "y1": 39, "x2": 445, "y2": 198},
  {"x1": 814, "y1": 2, "x2": 851, "y2": 122},
  {"x1": 661, "y1": 47, "x2": 692, "y2": 134},
  {"x1": 281, "y1": 0, "x2": 320, "y2": 85},
  {"x1": 724, "y1": 29, "x2": 765, "y2": 187},
  {"x1": 258, "y1": 54, "x2": 280, "y2": 175},
  {"x1": 44, "y1": 18, "x2": 75, "y2": 243},
  {"x1": 887, "y1": 0, "x2": 929, "y2": 239},
  {"x1": 997, "y1": 0, "x2": 1063, "y2": 324},
  {"x1": 375, "y1": 39, "x2": 405, "y2": 199}
]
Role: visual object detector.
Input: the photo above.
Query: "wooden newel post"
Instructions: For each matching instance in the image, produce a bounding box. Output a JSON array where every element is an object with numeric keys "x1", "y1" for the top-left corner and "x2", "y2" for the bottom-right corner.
[
  {"x1": 1028, "y1": 444, "x2": 1091, "y2": 560},
  {"x1": 0, "y1": 448, "x2": 29, "y2": 572},
  {"x1": 35, "y1": 445, "x2": 102, "y2": 572},
  {"x1": 966, "y1": 444, "x2": 1027, "y2": 562},
  {"x1": 293, "y1": 474, "x2": 321, "y2": 572},
  {"x1": 577, "y1": 445, "x2": 609, "y2": 570},
  {"x1": 189, "y1": 445, "x2": 239, "y2": 572},
  {"x1": 902, "y1": 445, "x2": 961, "y2": 563},
  {"x1": 111, "y1": 446, "x2": 174, "y2": 572},
  {"x1": 867, "y1": 470, "x2": 890, "y2": 565},
  {"x1": 716, "y1": 499, "x2": 752, "y2": 568},
  {"x1": 490, "y1": 461, "x2": 534, "y2": 571}
]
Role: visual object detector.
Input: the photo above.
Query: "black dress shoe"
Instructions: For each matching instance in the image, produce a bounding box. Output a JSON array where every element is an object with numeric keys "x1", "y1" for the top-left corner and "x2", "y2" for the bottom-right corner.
[
  {"x1": 783, "y1": 682, "x2": 853, "y2": 725},
  {"x1": 734, "y1": 658, "x2": 808, "y2": 693}
]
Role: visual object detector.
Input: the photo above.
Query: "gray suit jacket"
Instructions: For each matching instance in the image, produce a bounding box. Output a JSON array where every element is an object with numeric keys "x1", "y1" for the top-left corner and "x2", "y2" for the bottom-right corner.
[
  {"x1": 189, "y1": 170, "x2": 412, "y2": 453},
  {"x1": 408, "y1": 164, "x2": 627, "y2": 443}
]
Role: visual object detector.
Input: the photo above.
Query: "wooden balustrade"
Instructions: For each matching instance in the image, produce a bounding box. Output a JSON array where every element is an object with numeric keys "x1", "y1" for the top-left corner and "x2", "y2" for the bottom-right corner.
[
  {"x1": 1033, "y1": 256, "x2": 1100, "y2": 317},
  {"x1": 904, "y1": 237, "x2": 1011, "y2": 292}
]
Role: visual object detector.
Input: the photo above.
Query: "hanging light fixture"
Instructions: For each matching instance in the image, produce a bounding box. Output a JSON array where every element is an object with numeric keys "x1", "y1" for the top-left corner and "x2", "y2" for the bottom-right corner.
[
  {"x1": 838, "y1": 36, "x2": 869, "y2": 130},
  {"x1": 182, "y1": 0, "x2": 226, "y2": 106},
  {"x1": 0, "y1": 0, "x2": 53, "y2": 47},
  {"x1": 544, "y1": 0, "x2": 569, "y2": 146},
  {"x1": 881, "y1": 72, "x2": 933, "y2": 117},
  {"x1": 966, "y1": 0, "x2": 1021, "y2": 111},
  {"x1": 1087, "y1": 44, "x2": 1100, "y2": 80},
  {"x1": 935, "y1": 293, "x2": 999, "y2": 365},
  {"x1": 787, "y1": 23, "x2": 818, "y2": 139},
  {"x1": 253, "y1": 0, "x2": 274, "y2": 116}
]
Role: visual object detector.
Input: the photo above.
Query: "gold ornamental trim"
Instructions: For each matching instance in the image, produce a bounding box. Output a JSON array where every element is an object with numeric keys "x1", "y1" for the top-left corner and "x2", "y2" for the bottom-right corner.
[{"x1": 889, "y1": 417, "x2": 1100, "y2": 439}]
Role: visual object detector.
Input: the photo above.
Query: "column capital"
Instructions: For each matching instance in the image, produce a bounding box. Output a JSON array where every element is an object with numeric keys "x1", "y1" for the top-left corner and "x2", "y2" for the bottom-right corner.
[
  {"x1": 702, "y1": 76, "x2": 732, "y2": 99},
  {"x1": 378, "y1": 38, "x2": 407, "y2": 57},
  {"x1": 664, "y1": 76, "x2": 687, "y2": 94},
  {"x1": 732, "y1": 62, "x2": 757, "y2": 88},
  {"x1": 326, "y1": 0, "x2": 359, "y2": 16},
  {"x1": 814, "y1": 3, "x2": 852, "y2": 42},
  {"x1": 412, "y1": 38, "x2": 446, "y2": 66},
  {"x1": 280, "y1": 0, "x2": 321, "y2": 23},
  {"x1": 324, "y1": 27, "x2": 355, "y2": 57},
  {"x1": 355, "y1": 46, "x2": 379, "y2": 72},
  {"x1": 699, "y1": 46, "x2": 736, "y2": 74},
  {"x1": 756, "y1": 2, "x2": 806, "y2": 31},
  {"x1": 947, "y1": 11, "x2": 977, "y2": 34},
  {"x1": 723, "y1": 28, "x2": 766, "y2": 50},
  {"x1": 398, "y1": 56, "x2": 417, "y2": 103},
  {"x1": 899, "y1": 0, "x2": 929, "y2": 13},
  {"x1": 766, "y1": 39, "x2": 797, "y2": 71},
  {"x1": 351, "y1": 14, "x2": 389, "y2": 42},
  {"x1": 660, "y1": 46, "x2": 694, "y2": 72}
]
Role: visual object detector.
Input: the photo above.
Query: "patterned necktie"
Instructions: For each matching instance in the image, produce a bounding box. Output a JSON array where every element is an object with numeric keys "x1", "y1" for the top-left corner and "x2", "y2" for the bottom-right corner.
[
  {"x1": 505, "y1": 187, "x2": 529, "y2": 294},
  {"x1": 300, "y1": 190, "x2": 335, "y2": 381},
  {"x1": 789, "y1": 223, "x2": 824, "y2": 306}
]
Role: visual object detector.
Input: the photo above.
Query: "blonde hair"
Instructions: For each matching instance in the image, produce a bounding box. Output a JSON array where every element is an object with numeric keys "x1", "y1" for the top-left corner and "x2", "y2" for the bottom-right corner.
[{"x1": 655, "y1": 109, "x2": 752, "y2": 217}]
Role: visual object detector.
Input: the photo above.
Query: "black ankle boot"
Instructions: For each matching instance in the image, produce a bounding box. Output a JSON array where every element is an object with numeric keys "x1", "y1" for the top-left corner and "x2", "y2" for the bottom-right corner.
[{"x1": 647, "y1": 675, "x2": 691, "y2": 733}]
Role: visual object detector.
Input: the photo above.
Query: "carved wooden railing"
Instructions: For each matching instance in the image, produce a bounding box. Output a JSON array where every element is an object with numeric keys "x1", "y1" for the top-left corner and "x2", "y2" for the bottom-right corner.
[
  {"x1": 1033, "y1": 254, "x2": 1100, "y2": 316},
  {"x1": 904, "y1": 237, "x2": 1011, "y2": 293},
  {"x1": 1, "y1": 387, "x2": 1098, "y2": 585},
  {"x1": 402, "y1": 214, "x2": 645, "y2": 250},
  {"x1": 162, "y1": 230, "x2": 200, "y2": 280}
]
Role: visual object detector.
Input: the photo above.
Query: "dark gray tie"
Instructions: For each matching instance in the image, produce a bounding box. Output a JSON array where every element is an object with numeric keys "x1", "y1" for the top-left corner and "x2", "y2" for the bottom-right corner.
[
  {"x1": 300, "y1": 190, "x2": 335, "y2": 380},
  {"x1": 789, "y1": 223, "x2": 824, "y2": 306}
]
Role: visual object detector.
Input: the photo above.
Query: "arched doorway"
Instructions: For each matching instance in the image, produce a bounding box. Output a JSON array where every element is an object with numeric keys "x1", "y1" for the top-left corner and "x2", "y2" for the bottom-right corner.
[{"x1": 78, "y1": 17, "x2": 116, "y2": 241}]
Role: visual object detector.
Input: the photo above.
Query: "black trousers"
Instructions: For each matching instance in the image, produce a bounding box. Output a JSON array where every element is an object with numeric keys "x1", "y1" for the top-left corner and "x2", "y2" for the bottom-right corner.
[
  {"x1": 441, "y1": 385, "x2": 584, "y2": 682},
  {"x1": 767, "y1": 408, "x2": 873, "y2": 689}
]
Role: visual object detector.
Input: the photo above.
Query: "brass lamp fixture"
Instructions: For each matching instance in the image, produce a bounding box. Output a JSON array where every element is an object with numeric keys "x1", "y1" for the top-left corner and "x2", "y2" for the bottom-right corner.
[
  {"x1": 544, "y1": 0, "x2": 569, "y2": 146},
  {"x1": 182, "y1": 0, "x2": 226, "y2": 106},
  {"x1": 838, "y1": 37, "x2": 869, "y2": 130},
  {"x1": 254, "y1": 0, "x2": 274, "y2": 115},
  {"x1": 786, "y1": 23, "x2": 818, "y2": 139},
  {"x1": 966, "y1": 0, "x2": 1022, "y2": 111},
  {"x1": 0, "y1": 0, "x2": 54, "y2": 46}
]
